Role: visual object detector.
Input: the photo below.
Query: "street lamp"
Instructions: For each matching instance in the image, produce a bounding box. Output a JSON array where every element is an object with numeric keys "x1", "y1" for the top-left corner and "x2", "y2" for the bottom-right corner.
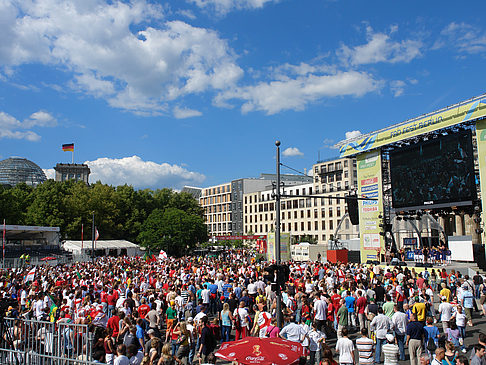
[{"x1": 275, "y1": 140, "x2": 283, "y2": 328}]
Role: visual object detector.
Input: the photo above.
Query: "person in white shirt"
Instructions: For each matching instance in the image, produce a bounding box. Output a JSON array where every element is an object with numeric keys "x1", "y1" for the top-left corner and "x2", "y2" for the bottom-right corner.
[
  {"x1": 438, "y1": 296, "x2": 453, "y2": 332},
  {"x1": 114, "y1": 344, "x2": 130, "y2": 365},
  {"x1": 391, "y1": 305, "x2": 408, "y2": 361},
  {"x1": 279, "y1": 315, "x2": 307, "y2": 343},
  {"x1": 335, "y1": 327, "x2": 355, "y2": 365},
  {"x1": 308, "y1": 320, "x2": 326, "y2": 365},
  {"x1": 313, "y1": 292, "x2": 327, "y2": 332}
]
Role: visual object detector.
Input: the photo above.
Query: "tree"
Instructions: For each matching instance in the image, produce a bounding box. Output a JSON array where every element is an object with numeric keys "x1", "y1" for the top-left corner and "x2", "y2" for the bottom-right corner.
[{"x1": 138, "y1": 208, "x2": 207, "y2": 256}]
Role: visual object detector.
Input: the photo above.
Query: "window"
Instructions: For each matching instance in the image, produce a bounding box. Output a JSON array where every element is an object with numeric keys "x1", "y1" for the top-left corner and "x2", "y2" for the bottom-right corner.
[
  {"x1": 329, "y1": 220, "x2": 333, "y2": 230},
  {"x1": 335, "y1": 162, "x2": 342, "y2": 170},
  {"x1": 345, "y1": 219, "x2": 350, "y2": 229},
  {"x1": 322, "y1": 234, "x2": 326, "y2": 241},
  {"x1": 337, "y1": 206, "x2": 341, "y2": 217},
  {"x1": 321, "y1": 221, "x2": 325, "y2": 230},
  {"x1": 344, "y1": 160, "x2": 348, "y2": 167},
  {"x1": 307, "y1": 221, "x2": 311, "y2": 230},
  {"x1": 300, "y1": 210, "x2": 304, "y2": 218},
  {"x1": 315, "y1": 221, "x2": 318, "y2": 230},
  {"x1": 294, "y1": 222, "x2": 298, "y2": 231},
  {"x1": 288, "y1": 223, "x2": 291, "y2": 231},
  {"x1": 307, "y1": 210, "x2": 311, "y2": 218},
  {"x1": 329, "y1": 207, "x2": 333, "y2": 217},
  {"x1": 294, "y1": 211, "x2": 297, "y2": 219},
  {"x1": 301, "y1": 222, "x2": 304, "y2": 231},
  {"x1": 288, "y1": 212, "x2": 291, "y2": 219},
  {"x1": 314, "y1": 209, "x2": 318, "y2": 218},
  {"x1": 321, "y1": 208, "x2": 325, "y2": 218}
]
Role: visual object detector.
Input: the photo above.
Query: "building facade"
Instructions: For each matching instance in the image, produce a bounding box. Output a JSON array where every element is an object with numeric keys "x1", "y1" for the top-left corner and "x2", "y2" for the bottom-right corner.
[
  {"x1": 54, "y1": 163, "x2": 90, "y2": 184},
  {"x1": 243, "y1": 156, "x2": 359, "y2": 245},
  {"x1": 199, "y1": 183, "x2": 232, "y2": 236}
]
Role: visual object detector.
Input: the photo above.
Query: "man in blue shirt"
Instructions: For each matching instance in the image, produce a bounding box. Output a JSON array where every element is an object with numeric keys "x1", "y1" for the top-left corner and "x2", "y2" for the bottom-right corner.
[
  {"x1": 344, "y1": 291, "x2": 356, "y2": 328},
  {"x1": 208, "y1": 280, "x2": 219, "y2": 315}
]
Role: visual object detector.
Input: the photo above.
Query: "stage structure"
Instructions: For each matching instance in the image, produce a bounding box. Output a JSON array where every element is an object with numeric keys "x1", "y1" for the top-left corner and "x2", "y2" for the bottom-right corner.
[{"x1": 336, "y1": 94, "x2": 486, "y2": 263}]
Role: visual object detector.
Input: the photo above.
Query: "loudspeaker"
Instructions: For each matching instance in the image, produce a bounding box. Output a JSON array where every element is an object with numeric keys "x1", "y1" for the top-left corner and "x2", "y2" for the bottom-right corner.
[
  {"x1": 416, "y1": 263, "x2": 424, "y2": 267},
  {"x1": 347, "y1": 197, "x2": 359, "y2": 225},
  {"x1": 398, "y1": 261, "x2": 407, "y2": 266},
  {"x1": 424, "y1": 263, "x2": 432, "y2": 268}
]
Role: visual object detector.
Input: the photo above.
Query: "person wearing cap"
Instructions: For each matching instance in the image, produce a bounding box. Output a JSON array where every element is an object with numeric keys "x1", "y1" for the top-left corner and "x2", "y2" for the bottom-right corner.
[
  {"x1": 382, "y1": 333, "x2": 399, "y2": 364},
  {"x1": 439, "y1": 295, "x2": 453, "y2": 332}
]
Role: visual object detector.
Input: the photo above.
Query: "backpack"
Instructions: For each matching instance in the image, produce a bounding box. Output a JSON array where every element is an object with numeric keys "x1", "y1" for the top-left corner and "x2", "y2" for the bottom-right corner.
[{"x1": 426, "y1": 337, "x2": 437, "y2": 352}]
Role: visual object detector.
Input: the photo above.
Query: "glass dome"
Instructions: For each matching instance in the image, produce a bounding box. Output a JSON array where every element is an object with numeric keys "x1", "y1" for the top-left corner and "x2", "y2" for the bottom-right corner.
[{"x1": 0, "y1": 157, "x2": 47, "y2": 187}]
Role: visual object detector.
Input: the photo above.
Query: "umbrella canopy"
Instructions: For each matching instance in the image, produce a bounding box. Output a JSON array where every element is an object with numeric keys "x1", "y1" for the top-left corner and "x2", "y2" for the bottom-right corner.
[
  {"x1": 40, "y1": 256, "x2": 57, "y2": 261},
  {"x1": 215, "y1": 337, "x2": 304, "y2": 365}
]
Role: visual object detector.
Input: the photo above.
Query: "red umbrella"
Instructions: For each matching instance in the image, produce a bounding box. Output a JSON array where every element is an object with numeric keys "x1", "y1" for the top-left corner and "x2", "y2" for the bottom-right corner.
[
  {"x1": 215, "y1": 337, "x2": 305, "y2": 365},
  {"x1": 40, "y1": 256, "x2": 57, "y2": 261}
]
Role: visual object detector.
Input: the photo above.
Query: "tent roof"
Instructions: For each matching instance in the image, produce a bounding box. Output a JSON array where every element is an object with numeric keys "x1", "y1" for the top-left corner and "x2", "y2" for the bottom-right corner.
[{"x1": 63, "y1": 240, "x2": 141, "y2": 251}]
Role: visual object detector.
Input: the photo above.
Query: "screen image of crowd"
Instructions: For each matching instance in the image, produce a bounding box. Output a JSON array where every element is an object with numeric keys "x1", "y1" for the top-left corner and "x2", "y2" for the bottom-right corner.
[
  {"x1": 0, "y1": 252, "x2": 485, "y2": 365},
  {"x1": 390, "y1": 131, "x2": 476, "y2": 209}
]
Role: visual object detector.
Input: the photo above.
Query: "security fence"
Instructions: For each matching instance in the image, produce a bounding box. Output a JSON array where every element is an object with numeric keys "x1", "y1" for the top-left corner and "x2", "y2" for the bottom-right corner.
[{"x1": 0, "y1": 317, "x2": 100, "y2": 365}]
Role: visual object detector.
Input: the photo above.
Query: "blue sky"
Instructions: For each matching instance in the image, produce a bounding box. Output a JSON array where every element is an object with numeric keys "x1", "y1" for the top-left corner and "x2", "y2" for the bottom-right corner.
[{"x1": 1, "y1": 0, "x2": 486, "y2": 189}]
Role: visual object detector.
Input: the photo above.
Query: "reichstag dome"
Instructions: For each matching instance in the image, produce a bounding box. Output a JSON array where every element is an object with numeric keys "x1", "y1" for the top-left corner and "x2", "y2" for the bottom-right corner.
[{"x1": 0, "y1": 157, "x2": 47, "y2": 187}]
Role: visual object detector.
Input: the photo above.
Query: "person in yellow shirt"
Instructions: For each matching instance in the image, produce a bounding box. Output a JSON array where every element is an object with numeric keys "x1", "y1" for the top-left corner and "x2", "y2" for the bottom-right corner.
[
  {"x1": 440, "y1": 282, "x2": 451, "y2": 302},
  {"x1": 412, "y1": 297, "x2": 427, "y2": 324}
]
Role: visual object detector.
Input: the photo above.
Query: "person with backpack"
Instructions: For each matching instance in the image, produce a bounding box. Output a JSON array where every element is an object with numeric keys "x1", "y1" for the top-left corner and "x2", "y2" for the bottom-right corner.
[
  {"x1": 424, "y1": 316, "x2": 440, "y2": 357},
  {"x1": 233, "y1": 300, "x2": 249, "y2": 340},
  {"x1": 197, "y1": 316, "x2": 216, "y2": 364}
]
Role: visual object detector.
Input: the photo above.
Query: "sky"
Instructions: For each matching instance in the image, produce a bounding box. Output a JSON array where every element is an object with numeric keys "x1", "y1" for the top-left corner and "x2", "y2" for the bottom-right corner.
[{"x1": 1, "y1": 0, "x2": 486, "y2": 190}]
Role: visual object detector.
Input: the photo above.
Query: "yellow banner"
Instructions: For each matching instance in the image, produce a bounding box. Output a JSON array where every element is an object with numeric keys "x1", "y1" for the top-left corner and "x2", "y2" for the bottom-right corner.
[
  {"x1": 340, "y1": 96, "x2": 486, "y2": 157},
  {"x1": 476, "y1": 119, "x2": 486, "y2": 245},
  {"x1": 357, "y1": 150, "x2": 385, "y2": 263}
]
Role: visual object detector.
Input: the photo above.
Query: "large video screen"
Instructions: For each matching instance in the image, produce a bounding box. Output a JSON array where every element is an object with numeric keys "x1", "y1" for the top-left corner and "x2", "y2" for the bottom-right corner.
[{"x1": 390, "y1": 130, "x2": 476, "y2": 209}]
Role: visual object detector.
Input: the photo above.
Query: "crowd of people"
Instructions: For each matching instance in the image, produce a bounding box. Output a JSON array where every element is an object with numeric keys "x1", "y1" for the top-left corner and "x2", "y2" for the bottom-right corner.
[{"x1": 0, "y1": 251, "x2": 486, "y2": 365}]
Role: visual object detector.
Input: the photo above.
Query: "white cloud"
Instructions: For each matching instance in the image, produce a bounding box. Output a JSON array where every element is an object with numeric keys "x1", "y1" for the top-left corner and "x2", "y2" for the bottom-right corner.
[
  {"x1": 345, "y1": 130, "x2": 362, "y2": 140},
  {"x1": 339, "y1": 26, "x2": 422, "y2": 65},
  {"x1": 0, "y1": 0, "x2": 243, "y2": 115},
  {"x1": 434, "y1": 22, "x2": 486, "y2": 54},
  {"x1": 84, "y1": 155, "x2": 205, "y2": 189},
  {"x1": 0, "y1": 110, "x2": 57, "y2": 141},
  {"x1": 282, "y1": 147, "x2": 304, "y2": 157},
  {"x1": 43, "y1": 168, "x2": 55, "y2": 180},
  {"x1": 390, "y1": 80, "x2": 406, "y2": 97},
  {"x1": 188, "y1": 0, "x2": 279, "y2": 15},
  {"x1": 216, "y1": 70, "x2": 380, "y2": 114},
  {"x1": 173, "y1": 106, "x2": 203, "y2": 119}
]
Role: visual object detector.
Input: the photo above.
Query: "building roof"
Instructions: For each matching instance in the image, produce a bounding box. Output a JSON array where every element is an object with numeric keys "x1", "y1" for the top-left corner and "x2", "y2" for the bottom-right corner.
[
  {"x1": 63, "y1": 240, "x2": 141, "y2": 251},
  {"x1": 0, "y1": 157, "x2": 47, "y2": 186}
]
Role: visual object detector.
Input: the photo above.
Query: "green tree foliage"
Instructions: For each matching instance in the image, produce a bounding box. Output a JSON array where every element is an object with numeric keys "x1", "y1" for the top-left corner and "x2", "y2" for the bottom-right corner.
[
  {"x1": 138, "y1": 208, "x2": 207, "y2": 256},
  {"x1": 0, "y1": 180, "x2": 207, "y2": 255}
]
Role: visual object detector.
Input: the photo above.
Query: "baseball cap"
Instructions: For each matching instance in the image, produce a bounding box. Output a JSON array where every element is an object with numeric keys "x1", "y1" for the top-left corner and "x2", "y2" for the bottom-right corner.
[
  {"x1": 147, "y1": 329, "x2": 155, "y2": 335},
  {"x1": 187, "y1": 317, "x2": 194, "y2": 323},
  {"x1": 441, "y1": 296, "x2": 447, "y2": 300},
  {"x1": 386, "y1": 333, "x2": 395, "y2": 342}
]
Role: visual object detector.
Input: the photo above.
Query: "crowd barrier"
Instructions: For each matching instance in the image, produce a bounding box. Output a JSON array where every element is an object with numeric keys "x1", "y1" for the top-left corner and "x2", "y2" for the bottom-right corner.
[{"x1": 0, "y1": 317, "x2": 100, "y2": 365}]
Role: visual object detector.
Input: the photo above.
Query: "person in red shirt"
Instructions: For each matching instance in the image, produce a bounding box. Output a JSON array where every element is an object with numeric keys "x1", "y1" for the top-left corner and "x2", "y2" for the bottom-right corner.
[
  {"x1": 355, "y1": 289, "x2": 367, "y2": 332},
  {"x1": 138, "y1": 298, "x2": 151, "y2": 319},
  {"x1": 106, "y1": 309, "x2": 120, "y2": 341},
  {"x1": 106, "y1": 289, "x2": 118, "y2": 318}
]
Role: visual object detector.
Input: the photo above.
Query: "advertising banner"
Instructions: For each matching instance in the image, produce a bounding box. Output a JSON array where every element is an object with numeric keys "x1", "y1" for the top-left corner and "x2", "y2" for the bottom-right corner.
[
  {"x1": 475, "y1": 119, "x2": 486, "y2": 246},
  {"x1": 357, "y1": 150, "x2": 385, "y2": 262},
  {"x1": 339, "y1": 96, "x2": 486, "y2": 157},
  {"x1": 266, "y1": 232, "x2": 291, "y2": 262}
]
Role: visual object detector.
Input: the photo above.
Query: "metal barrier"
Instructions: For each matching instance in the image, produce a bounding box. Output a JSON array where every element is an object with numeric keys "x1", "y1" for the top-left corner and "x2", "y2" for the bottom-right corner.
[{"x1": 0, "y1": 317, "x2": 100, "y2": 365}]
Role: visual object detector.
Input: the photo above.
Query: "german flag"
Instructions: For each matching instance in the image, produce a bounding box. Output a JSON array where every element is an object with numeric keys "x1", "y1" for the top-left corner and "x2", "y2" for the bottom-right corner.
[{"x1": 62, "y1": 143, "x2": 74, "y2": 152}]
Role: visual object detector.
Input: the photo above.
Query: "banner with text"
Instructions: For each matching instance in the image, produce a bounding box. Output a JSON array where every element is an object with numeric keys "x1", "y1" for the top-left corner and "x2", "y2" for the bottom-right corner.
[
  {"x1": 266, "y1": 232, "x2": 291, "y2": 262},
  {"x1": 357, "y1": 150, "x2": 385, "y2": 262},
  {"x1": 476, "y1": 119, "x2": 486, "y2": 246},
  {"x1": 339, "y1": 96, "x2": 486, "y2": 157}
]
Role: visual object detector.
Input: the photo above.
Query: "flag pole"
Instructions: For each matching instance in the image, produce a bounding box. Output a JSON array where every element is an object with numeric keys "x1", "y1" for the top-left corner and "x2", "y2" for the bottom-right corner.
[
  {"x1": 72, "y1": 149, "x2": 74, "y2": 164},
  {"x1": 91, "y1": 212, "x2": 95, "y2": 263}
]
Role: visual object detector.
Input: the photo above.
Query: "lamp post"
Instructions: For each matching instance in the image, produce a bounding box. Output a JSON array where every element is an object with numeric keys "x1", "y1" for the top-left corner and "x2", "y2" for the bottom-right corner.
[
  {"x1": 91, "y1": 212, "x2": 95, "y2": 263},
  {"x1": 275, "y1": 140, "x2": 282, "y2": 328}
]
